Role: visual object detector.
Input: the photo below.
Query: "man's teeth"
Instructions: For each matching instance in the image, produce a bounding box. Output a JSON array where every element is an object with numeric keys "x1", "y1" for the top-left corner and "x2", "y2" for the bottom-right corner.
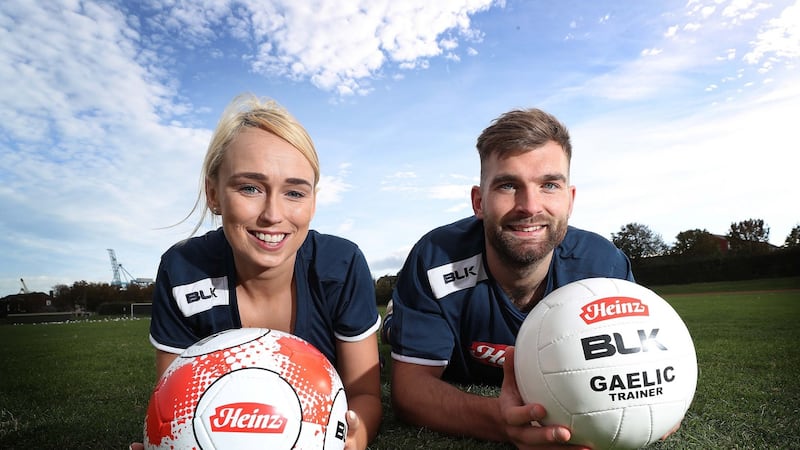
[
  {"x1": 255, "y1": 232, "x2": 286, "y2": 243},
  {"x1": 518, "y1": 225, "x2": 543, "y2": 232}
]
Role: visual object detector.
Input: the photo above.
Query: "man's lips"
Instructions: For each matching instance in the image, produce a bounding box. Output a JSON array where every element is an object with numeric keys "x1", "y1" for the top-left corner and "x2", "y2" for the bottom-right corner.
[{"x1": 507, "y1": 223, "x2": 546, "y2": 233}]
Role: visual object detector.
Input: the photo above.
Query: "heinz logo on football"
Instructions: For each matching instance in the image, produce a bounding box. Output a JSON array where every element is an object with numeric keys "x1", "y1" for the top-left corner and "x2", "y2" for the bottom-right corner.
[
  {"x1": 209, "y1": 402, "x2": 287, "y2": 433},
  {"x1": 580, "y1": 296, "x2": 649, "y2": 324}
]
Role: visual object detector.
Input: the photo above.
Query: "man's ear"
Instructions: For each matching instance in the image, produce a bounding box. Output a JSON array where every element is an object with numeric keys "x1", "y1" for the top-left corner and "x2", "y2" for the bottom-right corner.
[{"x1": 471, "y1": 185, "x2": 484, "y2": 219}]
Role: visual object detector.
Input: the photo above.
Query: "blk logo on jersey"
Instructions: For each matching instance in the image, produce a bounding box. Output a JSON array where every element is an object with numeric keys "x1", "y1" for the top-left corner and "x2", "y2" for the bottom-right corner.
[
  {"x1": 427, "y1": 254, "x2": 488, "y2": 299},
  {"x1": 470, "y1": 342, "x2": 509, "y2": 367},
  {"x1": 186, "y1": 287, "x2": 217, "y2": 303},
  {"x1": 173, "y1": 276, "x2": 230, "y2": 317}
]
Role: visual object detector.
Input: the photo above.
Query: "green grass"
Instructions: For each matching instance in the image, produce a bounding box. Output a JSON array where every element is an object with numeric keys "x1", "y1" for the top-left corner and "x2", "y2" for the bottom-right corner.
[
  {"x1": 0, "y1": 318, "x2": 153, "y2": 449},
  {"x1": 1, "y1": 277, "x2": 798, "y2": 449}
]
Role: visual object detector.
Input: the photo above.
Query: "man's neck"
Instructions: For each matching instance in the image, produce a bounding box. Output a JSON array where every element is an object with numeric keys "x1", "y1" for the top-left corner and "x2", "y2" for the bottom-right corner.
[{"x1": 487, "y1": 251, "x2": 553, "y2": 312}]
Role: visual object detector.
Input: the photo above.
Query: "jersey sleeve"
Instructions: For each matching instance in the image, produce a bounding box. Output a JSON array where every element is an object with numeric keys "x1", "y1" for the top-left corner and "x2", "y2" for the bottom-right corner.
[
  {"x1": 331, "y1": 246, "x2": 381, "y2": 341},
  {"x1": 389, "y1": 242, "x2": 453, "y2": 366},
  {"x1": 149, "y1": 257, "x2": 201, "y2": 354}
]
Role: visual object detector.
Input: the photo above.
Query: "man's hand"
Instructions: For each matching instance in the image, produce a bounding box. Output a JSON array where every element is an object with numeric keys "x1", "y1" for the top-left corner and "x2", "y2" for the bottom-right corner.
[{"x1": 500, "y1": 347, "x2": 590, "y2": 450}]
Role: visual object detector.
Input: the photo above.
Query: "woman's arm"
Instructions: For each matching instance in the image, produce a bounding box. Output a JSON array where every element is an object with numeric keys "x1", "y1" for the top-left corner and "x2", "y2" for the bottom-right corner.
[{"x1": 335, "y1": 334, "x2": 382, "y2": 450}]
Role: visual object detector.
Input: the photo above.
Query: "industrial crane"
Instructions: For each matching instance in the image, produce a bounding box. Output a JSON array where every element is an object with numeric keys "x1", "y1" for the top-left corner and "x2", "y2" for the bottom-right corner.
[
  {"x1": 19, "y1": 278, "x2": 30, "y2": 294},
  {"x1": 107, "y1": 249, "x2": 153, "y2": 287},
  {"x1": 108, "y1": 249, "x2": 123, "y2": 287}
]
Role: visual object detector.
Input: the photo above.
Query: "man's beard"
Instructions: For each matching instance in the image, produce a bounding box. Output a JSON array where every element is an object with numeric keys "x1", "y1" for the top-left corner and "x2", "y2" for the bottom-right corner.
[{"x1": 486, "y1": 218, "x2": 568, "y2": 269}]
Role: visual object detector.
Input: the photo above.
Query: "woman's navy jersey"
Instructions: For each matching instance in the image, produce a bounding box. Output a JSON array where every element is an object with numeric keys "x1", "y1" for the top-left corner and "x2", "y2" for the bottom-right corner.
[
  {"x1": 149, "y1": 228, "x2": 381, "y2": 367},
  {"x1": 389, "y1": 216, "x2": 633, "y2": 385}
]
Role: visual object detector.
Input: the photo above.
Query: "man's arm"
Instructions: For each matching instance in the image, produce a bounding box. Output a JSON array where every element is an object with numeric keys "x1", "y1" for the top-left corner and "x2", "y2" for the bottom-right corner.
[
  {"x1": 391, "y1": 348, "x2": 586, "y2": 449},
  {"x1": 391, "y1": 360, "x2": 507, "y2": 440}
]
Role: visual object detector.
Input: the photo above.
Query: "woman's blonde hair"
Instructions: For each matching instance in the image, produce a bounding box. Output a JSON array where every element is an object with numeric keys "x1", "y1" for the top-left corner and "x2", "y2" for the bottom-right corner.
[{"x1": 186, "y1": 93, "x2": 319, "y2": 235}]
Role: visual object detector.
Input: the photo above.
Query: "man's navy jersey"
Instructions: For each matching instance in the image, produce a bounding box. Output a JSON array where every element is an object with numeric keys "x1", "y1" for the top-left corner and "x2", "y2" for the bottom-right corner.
[
  {"x1": 389, "y1": 216, "x2": 633, "y2": 385},
  {"x1": 149, "y1": 228, "x2": 381, "y2": 367}
]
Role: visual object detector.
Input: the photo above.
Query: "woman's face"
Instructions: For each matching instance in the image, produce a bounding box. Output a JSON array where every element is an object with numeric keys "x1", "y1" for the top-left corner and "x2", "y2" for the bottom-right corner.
[{"x1": 207, "y1": 127, "x2": 316, "y2": 276}]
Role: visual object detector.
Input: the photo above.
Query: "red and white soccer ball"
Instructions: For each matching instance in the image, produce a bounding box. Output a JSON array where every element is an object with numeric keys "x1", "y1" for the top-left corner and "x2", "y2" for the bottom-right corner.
[
  {"x1": 144, "y1": 328, "x2": 348, "y2": 450},
  {"x1": 514, "y1": 278, "x2": 697, "y2": 449}
]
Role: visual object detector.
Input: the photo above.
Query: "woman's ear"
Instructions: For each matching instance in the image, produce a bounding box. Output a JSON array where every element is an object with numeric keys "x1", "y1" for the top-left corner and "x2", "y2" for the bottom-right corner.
[{"x1": 205, "y1": 177, "x2": 219, "y2": 214}]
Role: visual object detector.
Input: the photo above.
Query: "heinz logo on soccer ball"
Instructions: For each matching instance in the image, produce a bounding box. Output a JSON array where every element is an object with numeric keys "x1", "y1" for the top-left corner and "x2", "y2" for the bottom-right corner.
[
  {"x1": 209, "y1": 402, "x2": 287, "y2": 433},
  {"x1": 580, "y1": 296, "x2": 649, "y2": 324}
]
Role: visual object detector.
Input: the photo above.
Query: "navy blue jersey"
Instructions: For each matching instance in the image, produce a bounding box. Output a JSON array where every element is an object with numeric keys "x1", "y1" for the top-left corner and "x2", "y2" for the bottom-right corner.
[
  {"x1": 149, "y1": 228, "x2": 381, "y2": 367},
  {"x1": 389, "y1": 216, "x2": 633, "y2": 385}
]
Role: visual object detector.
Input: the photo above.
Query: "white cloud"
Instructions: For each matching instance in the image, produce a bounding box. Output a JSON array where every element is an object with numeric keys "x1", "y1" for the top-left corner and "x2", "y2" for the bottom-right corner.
[
  {"x1": 575, "y1": 52, "x2": 696, "y2": 101},
  {"x1": 570, "y1": 79, "x2": 800, "y2": 246},
  {"x1": 146, "y1": 0, "x2": 501, "y2": 96},
  {"x1": 743, "y1": 1, "x2": 800, "y2": 65},
  {"x1": 317, "y1": 163, "x2": 354, "y2": 205},
  {"x1": 430, "y1": 184, "x2": 473, "y2": 200},
  {"x1": 684, "y1": 22, "x2": 702, "y2": 31},
  {"x1": 701, "y1": 6, "x2": 717, "y2": 18},
  {"x1": 641, "y1": 48, "x2": 663, "y2": 56}
]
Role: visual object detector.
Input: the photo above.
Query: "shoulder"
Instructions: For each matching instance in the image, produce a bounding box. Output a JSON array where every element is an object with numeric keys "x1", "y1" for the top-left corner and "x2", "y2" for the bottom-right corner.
[
  {"x1": 412, "y1": 216, "x2": 484, "y2": 259},
  {"x1": 553, "y1": 226, "x2": 632, "y2": 280},
  {"x1": 300, "y1": 230, "x2": 364, "y2": 260},
  {"x1": 298, "y1": 230, "x2": 370, "y2": 279},
  {"x1": 401, "y1": 217, "x2": 488, "y2": 298},
  {"x1": 559, "y1": 226, "x2": 622, "y2": 257},
  {"x1": 161, "y1": 228, "x2": 229, "y2": 264}
]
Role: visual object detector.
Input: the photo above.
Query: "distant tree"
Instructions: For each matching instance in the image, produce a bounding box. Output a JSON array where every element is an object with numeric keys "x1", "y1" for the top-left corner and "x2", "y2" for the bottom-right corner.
[
  {"x1": 671, "y1": 229, "x2": 723, "y2": 257},
  {"x1": 784, "y1": 224, "x2": 800, "y2": 249},
  {"x1": 374, "y1": 275, "x2": 397, "y2": 306},
  {"x1": 726, "y1": 218, "x2": 770, "y2": 254},
  {"x1": 611, "y1": 223, "x2": 668, "y2": 260},
  {"x1": 52, "y1": 283, "x2": 78, "y2": 310}
]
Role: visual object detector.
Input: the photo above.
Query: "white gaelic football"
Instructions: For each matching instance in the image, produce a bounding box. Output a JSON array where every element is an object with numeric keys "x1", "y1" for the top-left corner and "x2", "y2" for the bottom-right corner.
[
  {"x1": 514, "y1": 278, "x2": 697, "y2": 450},
  {"x1": 144, "y1": 328, "x2": 348, "y2": 450}
]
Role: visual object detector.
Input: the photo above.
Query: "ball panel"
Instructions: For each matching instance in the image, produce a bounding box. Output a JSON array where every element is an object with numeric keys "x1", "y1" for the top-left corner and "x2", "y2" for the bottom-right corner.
[
  {"x1": 323, "y1": 388, "x2": 349, "y2": 448},
  {"x1": 538, "y1": 320, "x2": 697, "y2": 374},
  {"x1": 183, "y1": 328, "x2": 270, "y2": 358},
  {"x1": 514, "y1": 278, "x2": 698, "y2": 450},
  {"x1": 194, "y1": 368, "x2": 303, "y2": 449},
  {"x1": 144, "y1": 328, "x2": 347, "y2": 450},
  {"x1": 569, "y1": 409, "x2": 625, "y2": 449}
]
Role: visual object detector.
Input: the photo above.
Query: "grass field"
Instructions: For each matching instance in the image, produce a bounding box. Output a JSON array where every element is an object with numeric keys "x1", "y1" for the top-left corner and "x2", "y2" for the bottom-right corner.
[{"x1": 1, "y1": 277, "x2": 798, "y2": 449}]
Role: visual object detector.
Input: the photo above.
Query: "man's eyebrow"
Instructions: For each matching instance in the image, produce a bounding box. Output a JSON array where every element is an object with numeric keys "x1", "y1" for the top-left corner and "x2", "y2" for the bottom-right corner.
[
  {"x1": 489, "y1": 173, "x2": 520, "y2": 185},
  {"x1": 490, "y1": 172, "x2": 567, "y2": 184},
  {"x1": 540, "y1": 173, "x2": 568, "y2": 182}
]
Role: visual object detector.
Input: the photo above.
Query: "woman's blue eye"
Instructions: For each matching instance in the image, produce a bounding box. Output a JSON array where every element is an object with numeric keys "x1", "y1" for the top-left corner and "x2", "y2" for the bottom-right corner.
[{"x1": 239, "y1": 185, "x2": 260, "y2": 194}]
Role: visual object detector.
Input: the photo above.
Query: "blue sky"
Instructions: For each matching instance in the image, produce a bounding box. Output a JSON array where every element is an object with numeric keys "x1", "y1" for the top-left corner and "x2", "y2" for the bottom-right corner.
[{"x1": 1, "y1": 0, "x2": 798, "y2": 296}]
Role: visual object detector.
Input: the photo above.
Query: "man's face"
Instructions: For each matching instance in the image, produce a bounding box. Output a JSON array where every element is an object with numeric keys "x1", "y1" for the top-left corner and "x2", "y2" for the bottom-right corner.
[{"x1": 471, "y1": 141, "x2": 575, "y2": 268}]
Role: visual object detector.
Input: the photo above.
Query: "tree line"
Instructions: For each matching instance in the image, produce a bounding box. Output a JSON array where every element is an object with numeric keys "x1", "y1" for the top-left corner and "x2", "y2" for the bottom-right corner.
[
  {"x1": 4, "y1": 218, "x2": 798, "y2": 315},
  {"x1": 609, "y1": 218, "x2": 799, "y2": 260}
]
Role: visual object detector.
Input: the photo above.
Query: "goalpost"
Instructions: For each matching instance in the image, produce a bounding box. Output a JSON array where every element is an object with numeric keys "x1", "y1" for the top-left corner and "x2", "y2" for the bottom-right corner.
[{"x1": 130, "y1": 302, "x2": 153, "y2": 318}]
